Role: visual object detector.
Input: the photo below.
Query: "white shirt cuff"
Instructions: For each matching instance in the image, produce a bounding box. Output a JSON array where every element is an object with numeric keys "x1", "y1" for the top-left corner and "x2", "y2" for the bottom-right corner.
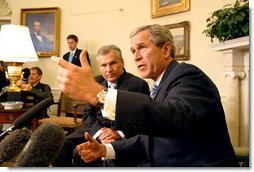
[
  {"x1": 93, "y1": 129, "x2": 102, "y2": 139},
  {"x1": 101, "y1": 88, "x2": 117, "y2": 121},
  {"x1": 103, "y1": 144, "x2": 115, "y2": 160},
  {"x1": 117, "y1": 130, "x2": 125, "y2": 139}
]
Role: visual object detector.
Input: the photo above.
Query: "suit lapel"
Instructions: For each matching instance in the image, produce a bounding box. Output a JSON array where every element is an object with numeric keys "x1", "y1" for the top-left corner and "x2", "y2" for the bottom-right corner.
[
  {"x1": 114, "y1": 70, "x2": 128, "y2": 91},
  {"x1": 101, "y1": 80, "x2": 108, "y2": 87},
  {"x1": 154, "y1": 60, "x2": 179, "y2": 101}
]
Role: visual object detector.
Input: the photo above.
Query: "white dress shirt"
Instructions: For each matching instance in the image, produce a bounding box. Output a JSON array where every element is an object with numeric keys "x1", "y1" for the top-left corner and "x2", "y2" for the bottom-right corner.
[{"x1": 101, "y1": 70, "x2": 166, "y2": 159}]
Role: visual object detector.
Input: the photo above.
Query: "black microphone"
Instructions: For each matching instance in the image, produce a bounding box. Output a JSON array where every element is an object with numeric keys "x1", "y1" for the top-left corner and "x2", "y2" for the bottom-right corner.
[
  {"x1": 15, "y1": 123, "x2": 65, "y2": 167},
  {"x1": 21, "y1": 68, "x2": 30, "y2": 84},
  {"x1": 0, "y1": 128, "x2": 31, "y2": 165},
  {"x1": 0, "y1": 97, "x2": 54, "y2": 141}
]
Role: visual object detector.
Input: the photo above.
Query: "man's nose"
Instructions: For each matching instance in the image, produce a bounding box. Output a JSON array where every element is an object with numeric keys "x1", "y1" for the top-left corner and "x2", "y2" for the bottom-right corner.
[{"x1": 106, "y1": 65, "x2": 113, "y2": 71}]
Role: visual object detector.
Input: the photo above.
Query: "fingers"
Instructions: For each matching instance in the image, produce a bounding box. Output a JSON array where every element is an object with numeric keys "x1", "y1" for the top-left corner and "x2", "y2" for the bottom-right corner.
[
  {"x1": 80, "y1": 50, "x2": 90, "y2": 68},
  {"x1": 51, "y1": 56, "x2": 76, "y2": 70},
  {"x1": 84, "y1": 132, "x2": 96, "y2": 143}
]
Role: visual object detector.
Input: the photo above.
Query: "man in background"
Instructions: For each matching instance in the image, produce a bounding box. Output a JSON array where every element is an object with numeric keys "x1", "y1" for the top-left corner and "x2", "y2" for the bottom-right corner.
[
  {"x1": 63, "y1": 34, "x2": 90, "y2": 66},
  {"x1": 19, "y1": 66, "x2": 53, "y2": 118},
  {"x1": 62, "y1": 34, "x2": 91, "y2": 117}
]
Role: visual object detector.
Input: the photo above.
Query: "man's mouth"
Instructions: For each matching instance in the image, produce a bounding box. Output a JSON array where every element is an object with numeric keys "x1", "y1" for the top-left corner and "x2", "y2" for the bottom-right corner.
[{"x1": 137, "y1": 64, "x2": 146, "y2": 70}]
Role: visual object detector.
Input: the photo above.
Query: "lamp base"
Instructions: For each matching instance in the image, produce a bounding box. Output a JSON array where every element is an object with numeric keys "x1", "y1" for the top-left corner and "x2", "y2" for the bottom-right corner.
[
  {"x1": 6, "y1": 62, "x2": 23, "y2": 92},
  {"x1": 7, "y1": 83, "x2": 21, "y2": 92}
]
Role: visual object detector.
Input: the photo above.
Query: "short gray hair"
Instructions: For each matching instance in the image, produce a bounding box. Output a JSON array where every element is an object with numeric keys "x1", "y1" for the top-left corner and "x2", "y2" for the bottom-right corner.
[
  {"x1": 96, "y1": 45, "x2": 123, "y2": 61},
  {"x1": 129, "y1": 24, "x2": 175, "y2": 58}
]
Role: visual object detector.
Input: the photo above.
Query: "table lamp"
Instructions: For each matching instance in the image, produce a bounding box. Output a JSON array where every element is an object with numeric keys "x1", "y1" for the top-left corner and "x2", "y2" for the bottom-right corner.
[{"x1": 0, "y1": 24, "x2": 38, "y2": 92}]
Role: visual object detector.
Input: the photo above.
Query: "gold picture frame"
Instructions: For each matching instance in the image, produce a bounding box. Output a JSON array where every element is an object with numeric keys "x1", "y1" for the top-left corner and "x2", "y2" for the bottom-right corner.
[
  {"x1": 21, "y1": 7, "x2": 60, "y2": 57},
  {"x1": 165, "y1": 21, "x2": 190, "y2": 60},
  {"x1": 151, "y1": 0, "x2": 190, "y2": 18}
]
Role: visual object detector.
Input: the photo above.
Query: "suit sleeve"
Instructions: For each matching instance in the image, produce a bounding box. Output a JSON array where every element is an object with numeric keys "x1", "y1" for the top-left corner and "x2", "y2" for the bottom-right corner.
[
  {"x1": 82, "y1": 104, "x2": 103, "y2": 136},
  {"x1": 111, "y1": 135, "x2": 149, "y2": 166},
  {"x1": 114, "y1": 65, "x2": 222, "y2": 138},
  {"x1": 31, "y1": 84, "x2": 53, "y2": 99}
]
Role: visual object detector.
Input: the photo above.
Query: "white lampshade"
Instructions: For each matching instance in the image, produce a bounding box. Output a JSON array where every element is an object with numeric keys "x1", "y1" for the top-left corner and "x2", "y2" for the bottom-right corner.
[{"x1": 0, "y1": 24, "x2": 38, "y2": 62}]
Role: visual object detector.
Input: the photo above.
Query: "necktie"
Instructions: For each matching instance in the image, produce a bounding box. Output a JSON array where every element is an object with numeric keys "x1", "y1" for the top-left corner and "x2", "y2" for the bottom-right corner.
[
  {"x1": 109, "y1": 83, "x2": 117, "y2": 89},
  {"x1": 150, "y1": 83, "x2": 158, "y2": 99},
  {"x1": 68, "y1": 52, "x2": 73, "y2": 63}
]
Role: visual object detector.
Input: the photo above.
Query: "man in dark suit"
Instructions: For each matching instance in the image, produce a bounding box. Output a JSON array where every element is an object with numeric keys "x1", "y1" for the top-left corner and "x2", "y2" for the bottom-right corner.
[
  {"x1": 18, "y1": 66, "x2": 53, "y2": 118},
  {"x1": 52, "y1": 24, "x2": 238, "y2": 167},
  {"x1": 63, "y1": 34, "x2": 90, "y2": 66},
  {"x1": 52, "y1": 45, "x2": 150, "y2": 167}
]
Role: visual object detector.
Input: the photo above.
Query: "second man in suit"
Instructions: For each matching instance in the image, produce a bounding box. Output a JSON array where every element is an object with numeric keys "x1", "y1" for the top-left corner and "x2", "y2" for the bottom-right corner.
[{"x1": 52, "y1": 44, "x2": 150, "y2": 167}]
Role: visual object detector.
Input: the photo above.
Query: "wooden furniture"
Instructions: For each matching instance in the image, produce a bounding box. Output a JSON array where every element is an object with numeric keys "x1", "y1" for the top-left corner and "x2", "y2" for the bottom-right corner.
[
  {"x1": 38, "y1": 93, "x2": 86, "y2": 134},
  {"x1": 0, "y1": 107, "x2": 38, "y2": 131}
]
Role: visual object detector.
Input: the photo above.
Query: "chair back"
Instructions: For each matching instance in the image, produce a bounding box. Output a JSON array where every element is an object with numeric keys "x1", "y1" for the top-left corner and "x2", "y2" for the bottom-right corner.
[{"x1": 57, "y1": 92, "x2": 85, "y2": 117}]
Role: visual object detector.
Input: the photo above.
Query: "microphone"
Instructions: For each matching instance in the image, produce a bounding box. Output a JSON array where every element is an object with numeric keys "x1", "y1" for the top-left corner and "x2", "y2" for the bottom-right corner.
[
  {"x1": 15, "y1": 123, "x2": 65, "y2": 167},
  {"x1": 0, "y1": 97, "x2": 54, "y2": 141},
  {"x1": 21, "y1": 68, "x2": 30, "y2": 84},
  {"x1": 0, "y1": 128, "x2": 31, "y2": 165}
]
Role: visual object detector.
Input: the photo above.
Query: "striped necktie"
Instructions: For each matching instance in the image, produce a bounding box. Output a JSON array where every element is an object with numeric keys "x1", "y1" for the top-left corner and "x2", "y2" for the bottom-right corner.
[{"x1": 150, "y1": 83, "x2": 158, "y2": 99}]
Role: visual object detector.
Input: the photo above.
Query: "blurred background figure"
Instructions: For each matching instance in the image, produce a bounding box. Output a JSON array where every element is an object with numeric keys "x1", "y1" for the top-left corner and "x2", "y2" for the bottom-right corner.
[
  {"x1": 63, "y1": 34, "x2": 90, "y2": 66},
  {"x1": 19, "y1": 66, "x2": 53, "y2": 119},
  {"x1": 0, "y1": 61, "x2": 10, "y2": 97}
]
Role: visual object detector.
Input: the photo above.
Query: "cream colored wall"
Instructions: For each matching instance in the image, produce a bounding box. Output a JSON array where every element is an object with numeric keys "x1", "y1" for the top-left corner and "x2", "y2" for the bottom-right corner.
[{"x1": 8, "y1": 0, "x2": 234, "y2": 95}]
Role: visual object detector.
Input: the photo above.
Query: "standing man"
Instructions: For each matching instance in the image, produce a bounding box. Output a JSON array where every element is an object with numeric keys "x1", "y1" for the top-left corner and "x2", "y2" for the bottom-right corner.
[
  {"x1": 63, "y1": 34, "x2": 90, "y2": 66},
  {"x1": 62, "y1": 34, "x2": 91, "y2": 117},
  {"x1": 52, "y1": 45, "x2": 150, "y2": 167},
  {"x1": 30, "y1": 20, "x2": 53, "y2": 52},
  {"x1": 52, "y1": 24, "x2": 238, "y2": 167}
]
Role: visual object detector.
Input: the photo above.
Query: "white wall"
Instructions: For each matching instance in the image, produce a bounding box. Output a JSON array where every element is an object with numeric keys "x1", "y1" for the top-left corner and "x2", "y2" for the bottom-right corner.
[{"x1": 7, "y1": 0, "x2": 235, "y2": 95}]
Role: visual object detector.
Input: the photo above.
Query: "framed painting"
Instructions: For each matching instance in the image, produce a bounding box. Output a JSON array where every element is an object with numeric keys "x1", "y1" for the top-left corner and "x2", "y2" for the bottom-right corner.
[
  {"x1": 21, "y1": 7, "x2": 60, "y2": 57},
  {"x1": 164, "y1": 21, "x2": 190, "y2": 60},
  {"x1": 151, "y1": 0, "x2": 190, "y2": 18}
]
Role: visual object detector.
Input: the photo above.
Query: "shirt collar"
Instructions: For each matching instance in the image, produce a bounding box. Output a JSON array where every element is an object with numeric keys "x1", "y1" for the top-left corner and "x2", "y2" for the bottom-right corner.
[
  {"x1": 71, "y1": 49, "x2": 77, "y2": 55},
  {"x1": 154, "y1": 69, "x2": 166, "y2": 87}
]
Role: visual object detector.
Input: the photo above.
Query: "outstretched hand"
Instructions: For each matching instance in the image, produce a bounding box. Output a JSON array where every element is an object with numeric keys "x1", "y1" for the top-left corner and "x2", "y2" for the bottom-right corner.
[
  {"x1": 76, "y1": 132, "x2": 106, "y2": 163},
  {"x1": 51, "y1": 50, "x2": 105, "y2": 106}
]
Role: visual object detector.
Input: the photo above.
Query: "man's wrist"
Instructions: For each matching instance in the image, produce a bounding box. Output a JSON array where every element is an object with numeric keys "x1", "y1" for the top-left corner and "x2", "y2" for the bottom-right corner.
[
  {"x1": 97, "y1": 89, "x2": 108, "y2": 108},
  {"x1": 99, "y1": 144, "x2": 106, "y2": 158}
]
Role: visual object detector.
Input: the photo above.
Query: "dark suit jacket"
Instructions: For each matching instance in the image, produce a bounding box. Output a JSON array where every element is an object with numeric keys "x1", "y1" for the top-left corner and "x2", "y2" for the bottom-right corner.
[
  {"x1": 67, "y1": 70, "x2": 150, "y2": 140},
  {"x1": 111, "y1": 60, "x2": 239, "y2": 167},
  {"x1": 63, "y1": 48, "x2": 90, "y2": 67},
  {"x1": 21, "y1": 82, "x2": 53, "y2": 118}
]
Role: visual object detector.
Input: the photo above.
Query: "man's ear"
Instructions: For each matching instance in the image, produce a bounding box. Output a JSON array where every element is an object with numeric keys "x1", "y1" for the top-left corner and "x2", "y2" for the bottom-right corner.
[{"x1": 163, "y1": 42, "x2": 172, "y2": 59}]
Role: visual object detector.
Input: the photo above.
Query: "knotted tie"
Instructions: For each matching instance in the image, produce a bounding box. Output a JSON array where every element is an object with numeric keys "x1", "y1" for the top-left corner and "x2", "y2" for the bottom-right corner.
[
  {"x1": 109, "y1": 83, "x2": 117, "y2": 89},
  {"x1": 68, "y1": 52, "x2": 73, "y2": 63},
  {"x1": 150, "y1": 83, "x2": 158, "y2": 99}
]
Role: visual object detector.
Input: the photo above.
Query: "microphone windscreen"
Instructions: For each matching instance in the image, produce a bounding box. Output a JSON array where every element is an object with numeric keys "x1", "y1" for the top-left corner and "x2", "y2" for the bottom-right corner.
[
  {"x1": 13, "y1": 97, "x2": 54, "y2": 129},
  {"x1": 15, "y1": 123, "x2": 65, "y2": 167},
  {"x1": 21, "y1": 68, "x2": 30, "y2": 84},
  {"x1": 0, "y1": 128, "x2": 31, "y2": 164}
]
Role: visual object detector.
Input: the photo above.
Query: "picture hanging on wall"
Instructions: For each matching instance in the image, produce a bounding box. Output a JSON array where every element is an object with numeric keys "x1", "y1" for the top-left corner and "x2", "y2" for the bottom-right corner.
[
  {"x1": 21, "y1": 7, "x2": 60, "y2": 57},
  {"x1": 151, "y1": 0, "x2": 190, "y2": 18},
  {"x1": 164, "y1": 21, "x2": 190, "y2": 60}
]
